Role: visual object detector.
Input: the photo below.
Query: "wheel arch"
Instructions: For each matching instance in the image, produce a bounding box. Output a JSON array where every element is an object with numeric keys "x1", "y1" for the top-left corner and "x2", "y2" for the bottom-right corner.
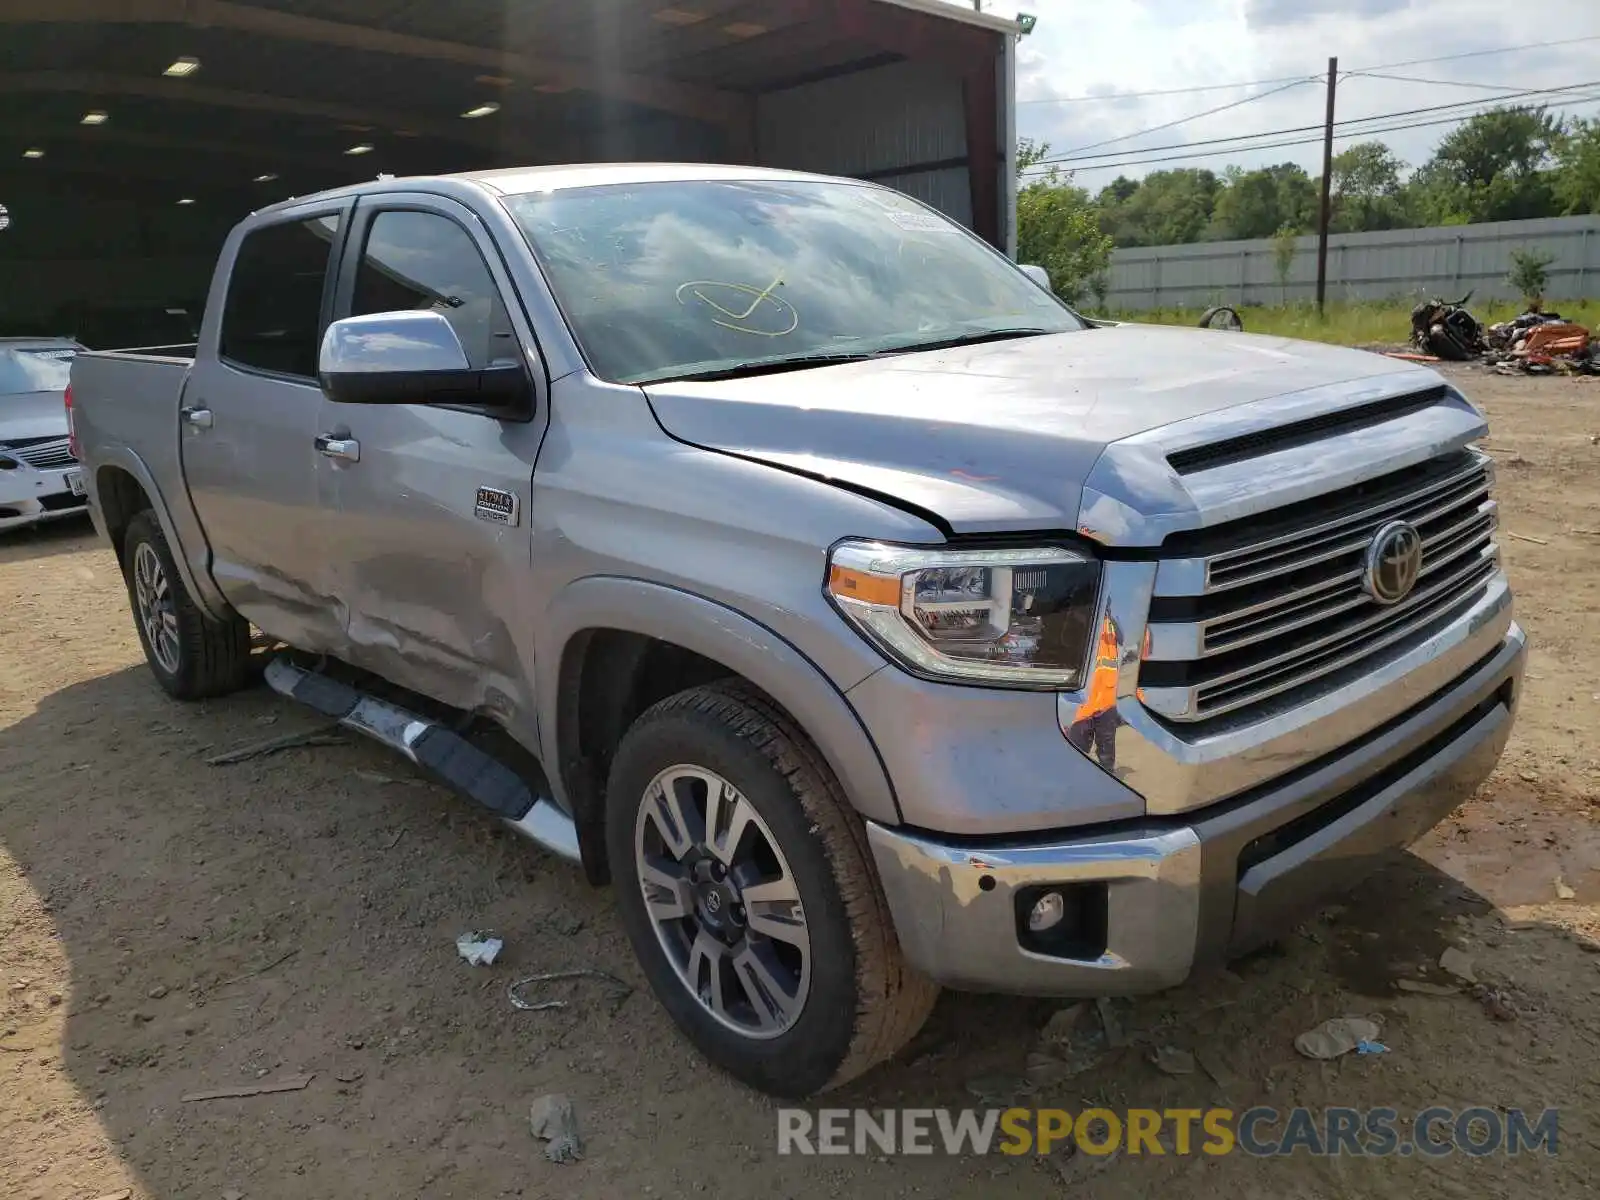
[
  {"x1": 91, "y1": 450, "x2": 228, "y2": 621},
  {"x1": 540, "y1": 577, "x2": 900, "y2": 885}
]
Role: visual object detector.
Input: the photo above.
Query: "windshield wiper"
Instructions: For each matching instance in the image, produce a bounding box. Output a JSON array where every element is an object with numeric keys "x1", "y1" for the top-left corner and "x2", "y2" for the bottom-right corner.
[
  {"x1": 641, "y1": 352, "x2": 874, "y2": 384},
  {"x1": 870, "y1": 327, "x2": 1057, "y2": 356}
]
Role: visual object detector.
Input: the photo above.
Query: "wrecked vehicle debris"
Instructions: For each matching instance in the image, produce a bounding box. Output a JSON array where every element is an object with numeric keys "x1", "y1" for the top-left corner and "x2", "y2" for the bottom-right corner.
[{"x1": 1410, "y1": 293, "x2": 1485, "y2": 361}]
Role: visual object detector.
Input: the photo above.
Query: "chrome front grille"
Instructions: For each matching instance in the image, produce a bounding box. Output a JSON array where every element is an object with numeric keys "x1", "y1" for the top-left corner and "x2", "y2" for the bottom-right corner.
[
  {"x1": 1141, "y1": 449, "x2": 1500, "y2": 722},
  {"x1": 10, "y1": 437, "x2": 75, "y2": 470}
]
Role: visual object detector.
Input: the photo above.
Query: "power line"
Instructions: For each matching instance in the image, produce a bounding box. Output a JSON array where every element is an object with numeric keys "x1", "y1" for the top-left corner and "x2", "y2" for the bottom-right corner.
[
  {"x1": 1351, "y1": 34, "x2": 1600, "y2": 73},
  {"x1": 1016, "y1": 33, "x2": 1600, "y2": 107},
  {"x1": 1029, "y1": 78, "x2": 1600, "y2": 168},
  {"x1": 1017, "y1": 74, "x2": 1312, "y2": 105},
  {"x1": 1345, "y1": 71, "x2": 1542, "y2": 92},
  {"x1": 1017, "y1": 92, "x2": 1600, "y2": 176},
  {"x1": 1057, "y1": 78, "x2": 1316, "y2": 156}
]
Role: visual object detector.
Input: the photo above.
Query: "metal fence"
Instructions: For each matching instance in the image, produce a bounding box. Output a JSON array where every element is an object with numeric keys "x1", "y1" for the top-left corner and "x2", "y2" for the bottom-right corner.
[{"x1": 1106, "y1": 215, "x2": 1600, "y2": 312}]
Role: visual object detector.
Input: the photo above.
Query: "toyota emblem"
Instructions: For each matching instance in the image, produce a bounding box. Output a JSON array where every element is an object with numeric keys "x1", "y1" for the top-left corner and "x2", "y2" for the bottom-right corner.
[
  {"x1": 1363, "y1": 521, "x2": 1423, "y2": 605},
  {"x1": 705, "y1": 891, "x2": 723, "y2": 914}
]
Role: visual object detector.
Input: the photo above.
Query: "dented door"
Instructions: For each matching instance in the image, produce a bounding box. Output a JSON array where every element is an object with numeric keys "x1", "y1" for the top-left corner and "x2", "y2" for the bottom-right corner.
[{"x1": 315, "y1": 196, "x2": 544, "y2": 735}]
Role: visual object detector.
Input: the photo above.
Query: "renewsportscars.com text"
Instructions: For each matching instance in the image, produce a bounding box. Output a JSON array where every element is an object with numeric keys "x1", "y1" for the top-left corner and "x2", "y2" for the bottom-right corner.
[{"x1": 777, "y1": 1106, "x2": 1558, "y2": 1158}]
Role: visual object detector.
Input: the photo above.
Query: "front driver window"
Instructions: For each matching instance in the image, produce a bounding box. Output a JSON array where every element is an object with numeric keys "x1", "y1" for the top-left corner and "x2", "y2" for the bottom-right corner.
[{"x1": 350, "y1": 210, "x2": 519, "y2": 371}]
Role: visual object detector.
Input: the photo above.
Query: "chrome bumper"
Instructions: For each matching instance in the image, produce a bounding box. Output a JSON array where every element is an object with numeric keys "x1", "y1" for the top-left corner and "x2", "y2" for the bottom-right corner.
[{"x1": 868, "y1": 624, "x2": 1525, "y2": 995}]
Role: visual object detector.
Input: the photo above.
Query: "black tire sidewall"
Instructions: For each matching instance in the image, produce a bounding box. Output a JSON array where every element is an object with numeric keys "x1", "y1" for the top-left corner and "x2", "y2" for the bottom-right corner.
[
  {"x1": 606, "y1": 698, "x2": 860, "y2": 1098},
  {"x1": 122, "y1": 511, "x2": 200, "y2": 698}
]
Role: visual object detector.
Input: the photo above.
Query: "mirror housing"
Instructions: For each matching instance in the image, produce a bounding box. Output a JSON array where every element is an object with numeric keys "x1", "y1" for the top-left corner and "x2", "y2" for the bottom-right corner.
[
  {"x1": 318, "y1": 310, "x2": 527, "y2": 409},
  {"x1": 1019, "y1": 263, "x2": 1052, "y2": 292}
]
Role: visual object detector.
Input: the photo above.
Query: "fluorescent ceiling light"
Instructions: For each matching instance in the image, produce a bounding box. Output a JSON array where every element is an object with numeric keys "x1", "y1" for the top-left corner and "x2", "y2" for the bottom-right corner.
[
  {"x1": 81, "y1": 111, "x2": 108, "y2": 125},
  {"x1": 22, "y1": 148, "x2": 44, "y2": 159},
  {"x1": 344, "y1": 143, "x2": 374, "y2": 155},
  {"x1": 176, "y1": 197, "x2": 195, "y2": 205},
  {"x1": 461, "y1": 102, "x2": 501, "y2": 119},
  {"x1": 653, "y1": 7, "x2": 704, "y2": 25},
  {"x1": 164, "y1": 56, "x2": 200, "y2": 78},
  {"x1": 723, "y1": 22, "x2": 766, "y2": 37},
  {"x1": 253, "y1": 172, "x2": 278, "y2": 182}
]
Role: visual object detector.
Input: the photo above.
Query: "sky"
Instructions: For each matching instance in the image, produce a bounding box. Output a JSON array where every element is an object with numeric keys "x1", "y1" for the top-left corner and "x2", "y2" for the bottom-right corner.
[{"x1": 963, "y1": 0, "x2": 1600, "y2": 189}]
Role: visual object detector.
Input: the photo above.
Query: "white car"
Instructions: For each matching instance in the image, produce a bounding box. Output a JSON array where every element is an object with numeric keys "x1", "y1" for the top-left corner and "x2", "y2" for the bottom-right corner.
[{"x1": 0, "y1": 339, "x2": 87, "y2": 534}]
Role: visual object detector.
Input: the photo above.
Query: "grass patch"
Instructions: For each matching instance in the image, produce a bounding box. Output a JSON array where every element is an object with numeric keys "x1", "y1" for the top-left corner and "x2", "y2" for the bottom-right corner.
[{"x1": 1101, "y1": 299, "x2": 1600, "y2": 347}]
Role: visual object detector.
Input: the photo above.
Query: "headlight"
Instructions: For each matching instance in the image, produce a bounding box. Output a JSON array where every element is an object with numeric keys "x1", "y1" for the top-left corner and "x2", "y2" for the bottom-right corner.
[
  {"x1": 825, "y1": 540, "x2": 1101, "y2": 688},
  {"x1": 0, "y1": 454, "x2": 20, "y2": 470}
]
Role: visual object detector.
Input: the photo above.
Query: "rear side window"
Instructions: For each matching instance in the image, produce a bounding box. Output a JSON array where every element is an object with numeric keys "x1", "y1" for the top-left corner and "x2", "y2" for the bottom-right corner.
[
  {"x1": 219, "y1": 215, "x2": 340, "y2": 378},
  {"x1": 350, "y1": 210, "x2": 517, "y2": 371}
]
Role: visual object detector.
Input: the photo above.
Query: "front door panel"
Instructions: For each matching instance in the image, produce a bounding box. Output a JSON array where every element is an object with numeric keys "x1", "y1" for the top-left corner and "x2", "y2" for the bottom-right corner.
[{"x1": 317, "y1": 197, "x2": 545, "y2": 734}]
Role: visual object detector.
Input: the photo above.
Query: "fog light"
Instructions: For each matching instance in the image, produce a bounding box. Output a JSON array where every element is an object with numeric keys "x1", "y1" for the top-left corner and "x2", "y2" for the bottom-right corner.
[{"x1": 1028, "y1": 891, "x2": 1066, "y2": 933}]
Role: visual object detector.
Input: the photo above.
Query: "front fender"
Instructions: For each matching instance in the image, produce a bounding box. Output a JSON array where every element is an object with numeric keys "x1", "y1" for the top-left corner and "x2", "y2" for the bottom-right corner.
[{"x1": 538, "y1": 576, "x2": 900, "y2": 828}]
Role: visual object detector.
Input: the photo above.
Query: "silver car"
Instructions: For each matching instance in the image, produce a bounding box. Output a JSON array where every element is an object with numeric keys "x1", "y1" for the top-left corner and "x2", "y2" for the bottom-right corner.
[{"x1": 0, "y1": 339, "x2": 87, "y2": 533}]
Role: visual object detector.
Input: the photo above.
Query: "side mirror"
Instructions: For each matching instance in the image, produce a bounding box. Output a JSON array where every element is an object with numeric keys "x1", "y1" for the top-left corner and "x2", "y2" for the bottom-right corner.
[
  {"x1": 1019, "y1": 263, "x2": 1051, "y2": 292},
  {"x1": 318, "y1": 310, "x2": 527, "y2": 409}
]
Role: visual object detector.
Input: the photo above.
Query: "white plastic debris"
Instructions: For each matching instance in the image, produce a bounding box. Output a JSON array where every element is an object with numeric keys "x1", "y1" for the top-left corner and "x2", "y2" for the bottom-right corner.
[
  {"x1": 455, "y1": 932, "x2": 503, "y2": 967},
  {"x1": 1294, "y1": 1016, "x2": 1381, "y2": 1060}
]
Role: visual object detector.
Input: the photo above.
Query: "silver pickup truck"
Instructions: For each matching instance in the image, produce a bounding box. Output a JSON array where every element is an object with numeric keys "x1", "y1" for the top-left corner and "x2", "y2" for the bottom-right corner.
[{"x1": 71, "y1": 164, "x2": 1525, "y2": 1098}]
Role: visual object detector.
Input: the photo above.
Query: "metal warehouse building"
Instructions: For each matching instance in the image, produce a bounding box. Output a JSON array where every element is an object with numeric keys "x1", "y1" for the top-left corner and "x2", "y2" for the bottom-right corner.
[{"x1": 0, "y1": 0, "x2": 1022, "y2": 346}]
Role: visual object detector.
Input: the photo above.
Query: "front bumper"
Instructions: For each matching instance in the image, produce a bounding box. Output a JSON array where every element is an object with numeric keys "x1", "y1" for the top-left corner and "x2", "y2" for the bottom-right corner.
[
  {"x1": 866, "y1": 623, "x2": 1525, "y2": 995},
  {"x1": 0, "y1": 465, "x2": 87, "y2": 533}
]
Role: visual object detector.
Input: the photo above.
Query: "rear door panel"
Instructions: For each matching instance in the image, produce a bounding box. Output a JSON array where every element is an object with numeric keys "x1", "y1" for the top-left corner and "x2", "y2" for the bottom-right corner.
[{"x1": 182, "y1": 203, "x2": 349, "y2": 650}]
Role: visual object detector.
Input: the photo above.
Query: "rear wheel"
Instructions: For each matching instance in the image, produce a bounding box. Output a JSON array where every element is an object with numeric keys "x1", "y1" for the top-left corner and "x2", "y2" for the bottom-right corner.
[
  {"x1": 122, "y1": 510, "x2": 252, "y2": 699},
  {"x1": 605, "y1": 681, "x2": 938, "y2": 1097}
]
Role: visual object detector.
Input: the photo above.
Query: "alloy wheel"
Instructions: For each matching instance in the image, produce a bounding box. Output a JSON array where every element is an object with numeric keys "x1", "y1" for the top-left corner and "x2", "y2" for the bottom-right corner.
[
  {"x1": 633, "y1": 764, "x2": 811, "y2": 1039},
  {"x1": 133, "y1": 541, "x2": 181, "y2": 674}
]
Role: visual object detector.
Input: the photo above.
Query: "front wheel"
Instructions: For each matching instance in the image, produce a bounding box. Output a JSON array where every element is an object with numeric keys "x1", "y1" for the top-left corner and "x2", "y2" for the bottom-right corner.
[
  {"x1": 121, "y1": 510, "x2": 252, "y2": 700},
  {"x1": 606, "y1": 681, "x2": 938, "y2": 1097}
]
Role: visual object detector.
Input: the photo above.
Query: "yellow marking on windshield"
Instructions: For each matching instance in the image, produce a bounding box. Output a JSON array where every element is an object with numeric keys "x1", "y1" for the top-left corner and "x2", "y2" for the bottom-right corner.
[{"x1": 675, "y1": 276, "x2": 799, "y2": 337}]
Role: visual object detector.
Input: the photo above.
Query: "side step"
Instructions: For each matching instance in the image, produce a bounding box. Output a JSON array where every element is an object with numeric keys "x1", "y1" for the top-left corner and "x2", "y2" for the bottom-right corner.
[{"x1": 264, "y1": 658, "x2": 580, "y2": 863}]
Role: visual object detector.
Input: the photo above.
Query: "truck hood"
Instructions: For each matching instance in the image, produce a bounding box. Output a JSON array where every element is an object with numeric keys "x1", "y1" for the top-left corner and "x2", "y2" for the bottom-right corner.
[
  {"x1": 643, "y1": 324, "x2": 1435, "y2": 535},
  {"x1": 0, "y1": 390, "x2": 69, "y2": 444}
]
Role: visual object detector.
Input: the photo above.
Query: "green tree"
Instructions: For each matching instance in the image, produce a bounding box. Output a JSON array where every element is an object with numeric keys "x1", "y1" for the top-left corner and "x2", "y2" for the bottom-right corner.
[
  {"x1": 1330, "y1": 141, "x2": 1406, "y2": 231},
  {"x1": 1015, "y1": 139, "x2": 1114, "y2": 305},
  {"x1": 1210, "y1": 163, "x2": 1317, "y2": 240},
  {"x1": 1554, "y1": 118, "x2": 1600, "y2": 214},
  {"x1": 1271, "y1": 224, "x2": 1298, "y2": 302},
  {"x1": 1507, "y1": 248, "x2": 1556, "y2": 307},
  {"x1": 1405, "y1": 107, "x2": 1564, "y2": 223},
  {"x1": 1096, "y1": 168, "x2": 1220, "y2": 247}
]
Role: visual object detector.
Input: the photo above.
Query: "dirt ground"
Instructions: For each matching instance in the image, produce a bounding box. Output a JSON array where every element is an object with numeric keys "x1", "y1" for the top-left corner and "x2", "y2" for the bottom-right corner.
[{"x1": 4, "y1": 366, "x2": 1600, "y2": 1200}]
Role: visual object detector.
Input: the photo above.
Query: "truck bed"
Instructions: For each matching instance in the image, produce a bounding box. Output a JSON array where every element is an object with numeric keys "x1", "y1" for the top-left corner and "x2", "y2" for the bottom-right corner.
[{"x1": 70, "y1": 347, "x2": 197, "y2": 548}]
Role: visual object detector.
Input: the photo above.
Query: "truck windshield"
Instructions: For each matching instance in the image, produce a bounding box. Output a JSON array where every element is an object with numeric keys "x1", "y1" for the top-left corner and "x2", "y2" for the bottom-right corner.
[
  {"x1": 503, "y1": 179, "x2": 1081, "y2": 385},
  {"x1": 0, "y1": 347, "x2": 76, "y2": 396}
]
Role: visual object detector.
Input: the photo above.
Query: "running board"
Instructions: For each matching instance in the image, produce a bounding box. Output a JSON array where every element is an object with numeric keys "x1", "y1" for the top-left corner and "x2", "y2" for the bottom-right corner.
[{"x1": 264, "y1": 658, "x2": 580, "y2": 863}]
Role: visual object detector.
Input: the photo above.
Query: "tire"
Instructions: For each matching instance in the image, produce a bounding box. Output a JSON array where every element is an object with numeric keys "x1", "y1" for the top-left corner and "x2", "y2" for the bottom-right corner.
[
  {"x1": 121, "y1": 509, "x2": 252, "y2": 700},
  {"x1": 605, "y1": 681, "x2": 938, "y2": 1097},
  {"x1": 1198, "y1": 304, "x2": 1244, "y2": 331}
]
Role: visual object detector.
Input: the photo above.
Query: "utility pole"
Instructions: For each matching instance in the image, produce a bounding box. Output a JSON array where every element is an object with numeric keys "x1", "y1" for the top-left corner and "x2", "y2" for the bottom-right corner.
[{"x1": 1315, "y1": 57, "x2": 1337, "y2": 315}]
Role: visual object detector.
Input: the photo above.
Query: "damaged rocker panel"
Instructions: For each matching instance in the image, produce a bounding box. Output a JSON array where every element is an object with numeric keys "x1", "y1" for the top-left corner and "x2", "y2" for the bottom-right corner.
[{"x1": 263, "y1": 657, "x2": 580, "y2": 863}]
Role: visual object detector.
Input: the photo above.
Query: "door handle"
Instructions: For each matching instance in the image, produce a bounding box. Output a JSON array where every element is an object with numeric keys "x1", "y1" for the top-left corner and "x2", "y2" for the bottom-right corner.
[
  {"x1": 180, "y1": 406, "x2": 213, "y2": 429},
  {"x1": 314, "y1": 434, "x2": 361, "y2": 463},
  {"x1": 313, "y1": 438, "x2": 361, "y2": 464}
]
